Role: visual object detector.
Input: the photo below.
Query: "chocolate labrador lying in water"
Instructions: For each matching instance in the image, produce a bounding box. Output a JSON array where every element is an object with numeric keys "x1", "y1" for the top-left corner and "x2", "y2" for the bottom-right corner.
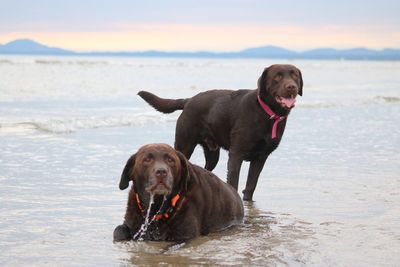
[
  {"x1": 138, "y1": 64, "x2": 303, "y2": 201},
  {"x1": 114, "y1": 144, "x2": 244, "y2": 241}
]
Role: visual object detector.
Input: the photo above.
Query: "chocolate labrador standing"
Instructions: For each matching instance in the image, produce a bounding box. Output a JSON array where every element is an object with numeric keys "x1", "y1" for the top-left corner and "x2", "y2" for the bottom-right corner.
[
  {"x1": 114, "y1": 144, "x2": 244, "y2": 241},
  {"x1": 138, "y1": 64, "x2": 303, "y2": 201}
]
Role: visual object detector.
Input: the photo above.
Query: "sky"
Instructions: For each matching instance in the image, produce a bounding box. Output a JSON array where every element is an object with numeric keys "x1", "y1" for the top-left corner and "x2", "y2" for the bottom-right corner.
[{"x1": 1, "y1": 0, "x2": 399, "y2": 52}]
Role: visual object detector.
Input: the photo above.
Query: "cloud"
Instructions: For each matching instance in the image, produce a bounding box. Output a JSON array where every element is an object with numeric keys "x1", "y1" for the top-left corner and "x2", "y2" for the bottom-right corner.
[
  {"x1": 2, "y1": 23, "x2": 399, "y2": 52},
  {"x1": 1, "y1": 1, "x2": 399, "y2": 50}
]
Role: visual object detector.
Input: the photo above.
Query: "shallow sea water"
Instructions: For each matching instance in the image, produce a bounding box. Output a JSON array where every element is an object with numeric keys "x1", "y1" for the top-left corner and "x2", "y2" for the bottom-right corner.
[{"x1": 0, "y1": 56, "x2": 399, "y2": 266}]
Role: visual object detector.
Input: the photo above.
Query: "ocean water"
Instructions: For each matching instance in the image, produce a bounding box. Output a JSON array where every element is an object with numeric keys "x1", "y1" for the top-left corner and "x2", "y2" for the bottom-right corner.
[{"x1": 0, "y1": 56, "x2": 399, "y2": 266}]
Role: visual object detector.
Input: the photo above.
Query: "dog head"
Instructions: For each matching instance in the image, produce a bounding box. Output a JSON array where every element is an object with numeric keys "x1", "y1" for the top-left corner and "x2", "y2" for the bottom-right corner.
[
  {"x1": 258, "y1": 64, "x2": 303, "y2": 112},
  {"x1": 118, "y1": 144, "x2": 190, "y2": 198}
]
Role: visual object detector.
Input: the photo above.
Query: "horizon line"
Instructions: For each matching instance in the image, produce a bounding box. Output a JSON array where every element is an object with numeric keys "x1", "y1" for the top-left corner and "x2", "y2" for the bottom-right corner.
[
  {"x1": 1, "y1": 38, "x2": 400, "y2": 60},
  {"x1": 1, "y1": 38, "x2": 400, "y2": 54}
]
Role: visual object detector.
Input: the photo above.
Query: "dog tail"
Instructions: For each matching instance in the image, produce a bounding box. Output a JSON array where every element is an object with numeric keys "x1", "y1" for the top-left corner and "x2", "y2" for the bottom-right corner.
[{"x1": 138, "y1": 91, "x2": 189, "y2": 114}]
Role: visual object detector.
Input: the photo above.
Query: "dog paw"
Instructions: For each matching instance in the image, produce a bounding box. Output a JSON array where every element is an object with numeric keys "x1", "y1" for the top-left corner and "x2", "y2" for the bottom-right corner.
[{"x1": 113, "y1": 224, "x2": 131, "y2": 242}]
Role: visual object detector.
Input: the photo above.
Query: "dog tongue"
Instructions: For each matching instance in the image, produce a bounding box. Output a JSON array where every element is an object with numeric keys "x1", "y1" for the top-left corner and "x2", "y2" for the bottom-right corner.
[{"x1": 281, "y1": 97, "x2": 296, "y2": 108}]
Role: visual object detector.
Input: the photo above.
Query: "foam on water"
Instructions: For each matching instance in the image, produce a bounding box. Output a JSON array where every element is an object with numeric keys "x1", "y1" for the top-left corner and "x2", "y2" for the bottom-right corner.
[
  {"x1": 0, "y1": 95, "x2": 399, "y2": 134},
  {"x1": 0, "y1": 112, "x2": 177, "y2": 134}
]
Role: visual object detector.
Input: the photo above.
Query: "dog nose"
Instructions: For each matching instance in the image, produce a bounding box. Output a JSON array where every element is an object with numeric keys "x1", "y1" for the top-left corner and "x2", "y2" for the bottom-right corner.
[
  {"x1": 286, "y1": 83, "x2": 298, "y2": 95},
  {"x1": 155, "y1": 168, "x2": 168, "y2": 178},
  {"x1": 286, "y1": 84, "x2": 297, "y2": 90}
]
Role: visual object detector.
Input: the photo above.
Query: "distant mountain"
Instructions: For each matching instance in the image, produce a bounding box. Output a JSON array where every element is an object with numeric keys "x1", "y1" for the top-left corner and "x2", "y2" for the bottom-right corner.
[
  {"x1": 301, "y1": 47, "x2": 400, "y2": 60},
  {"x1": 239, "y1": 45, "x2": 298, "y2": 58},
  {"x1": 1, "y1": 39, "x2": 399, "y2": 60},
  {"x1": 0, "y1": 39, "x2": 73, "y2": 55}
]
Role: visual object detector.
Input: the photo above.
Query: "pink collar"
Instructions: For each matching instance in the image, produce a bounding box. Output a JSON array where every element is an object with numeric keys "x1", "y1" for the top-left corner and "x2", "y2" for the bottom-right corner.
[{"x1": 257, "y1": 95, "x2": 287, "y2": 139}]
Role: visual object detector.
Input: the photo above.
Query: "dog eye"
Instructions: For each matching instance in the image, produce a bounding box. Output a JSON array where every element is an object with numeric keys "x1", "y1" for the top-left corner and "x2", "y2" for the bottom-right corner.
[
  {"x1": 290, "y1": 70, "x2": 298, "y2": 79},
  {"x1": 165, "y1": 156, "x2": 175, "y2": 164},
  {"x1": 275, "y1": 73, "x2": 283, "y2": 81},
  {"x1": 143, "y1": 154, "x2": 153, "y2": 163}
]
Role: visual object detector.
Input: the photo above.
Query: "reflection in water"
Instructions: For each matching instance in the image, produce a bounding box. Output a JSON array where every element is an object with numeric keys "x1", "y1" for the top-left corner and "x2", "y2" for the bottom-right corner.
[{"x1": 116, "y1": 202, "x2": 315, "y2": 266}]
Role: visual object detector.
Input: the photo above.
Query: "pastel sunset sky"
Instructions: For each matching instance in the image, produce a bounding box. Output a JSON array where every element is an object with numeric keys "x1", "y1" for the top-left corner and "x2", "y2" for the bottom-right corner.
[{"x1": 1, "y1": 0, "x2": 399, "y2": 52}]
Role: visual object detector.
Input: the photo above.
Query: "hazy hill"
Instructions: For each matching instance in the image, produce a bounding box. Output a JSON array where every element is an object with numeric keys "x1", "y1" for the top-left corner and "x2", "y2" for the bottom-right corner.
[
  {"x1": 0, "y1": 39, "x2": 73, "y2": 55},
  {"x1": 239, "y1": 45, "x2": 298, "y2": 58},
  {"x1": 1, "y1": 39, "x2": 399, "y2": 60}
]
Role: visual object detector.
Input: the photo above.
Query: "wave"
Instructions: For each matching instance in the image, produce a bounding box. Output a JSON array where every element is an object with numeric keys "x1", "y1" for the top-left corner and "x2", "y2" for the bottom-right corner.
[
  {"x1": 34, "y1": 59, "x2": 109, "y2": 66},
  {"x1": 0, "y1": 59, "x2": 13, "y2": 64},
  {"x1": 1, "y1": 95, "x2": 398, "y2": 134},
  {"x1": 0, "y1": 113, "x2": 178, "y2": 134},
  {"x1": 372, "y1": 96, "x2": 400, "y2": 103},
  {"x1": 0, "y1": 56, "x2": 223, "y2": 68},
  {"x1": 0, "y1": 57, "x2": 110, "y2": 66}
]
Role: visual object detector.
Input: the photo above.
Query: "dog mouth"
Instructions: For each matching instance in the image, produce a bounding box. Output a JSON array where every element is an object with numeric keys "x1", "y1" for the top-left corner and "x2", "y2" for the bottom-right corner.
[
  {"x1": 275, "y1": 95, "x2": 297, "y2": 109},
  {"x1": 146, "y1": 181, "x2": 172, "y2": 195}
]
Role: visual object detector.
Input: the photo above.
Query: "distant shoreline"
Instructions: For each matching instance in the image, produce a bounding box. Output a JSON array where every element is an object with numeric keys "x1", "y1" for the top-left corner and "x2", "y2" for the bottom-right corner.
[
  {"x1": 1, "y1": 53, "x2": 399, "y2": 62},
  {"x1": 1, "y1": 39, "x2": 400, "y2": 60}
]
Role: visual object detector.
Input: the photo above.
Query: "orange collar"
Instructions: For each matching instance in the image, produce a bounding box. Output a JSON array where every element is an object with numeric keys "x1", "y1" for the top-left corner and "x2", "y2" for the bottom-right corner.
[{"x1": 135, "y1": 192, "x2": 183, "y2": 221}]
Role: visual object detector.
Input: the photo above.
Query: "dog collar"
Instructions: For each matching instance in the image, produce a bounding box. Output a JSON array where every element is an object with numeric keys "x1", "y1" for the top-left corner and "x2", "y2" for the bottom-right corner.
[
  {"x1": 257, "y1": 95, "x2": 287, "y2": 139},
  {"x1": 135, "y1": 192, "x2": 183, "y2": 221}
]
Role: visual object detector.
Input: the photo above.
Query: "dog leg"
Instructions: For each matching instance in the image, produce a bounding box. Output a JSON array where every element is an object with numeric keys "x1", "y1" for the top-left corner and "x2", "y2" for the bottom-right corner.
[
  {"x1": 242, "y1": 157, "x2": 268, "y2": 201},
  {"x1": 113, "y1": 224, "x2": 132, "y2": 241},
  {"x1": 203, "y1": 146, "x2": 220, "y2": 171},
  {"x1": 174, "y1": 117, "x2": 198, "y2": 159},
  {"x1": 175, "y1": 138, "x2": 197, "y2": 160},
  {"x1": 227, "y1": 151, "x2": 243, "y2": 190}
]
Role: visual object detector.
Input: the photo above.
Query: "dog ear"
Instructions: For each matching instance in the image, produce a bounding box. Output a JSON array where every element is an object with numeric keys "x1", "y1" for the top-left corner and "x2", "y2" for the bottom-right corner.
[
  {"x1": 257, "y1": 66, "x2": 269, "y2": 98},
  {"x1": 297, "y1": 68, "x2": 303, "y2": 96},
  {"x1": 119, "y1": 154, "x2": 136, "y2": 190},
  {"x1": 175, "y1": 151, "x2": 191, "y2": 192}
]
